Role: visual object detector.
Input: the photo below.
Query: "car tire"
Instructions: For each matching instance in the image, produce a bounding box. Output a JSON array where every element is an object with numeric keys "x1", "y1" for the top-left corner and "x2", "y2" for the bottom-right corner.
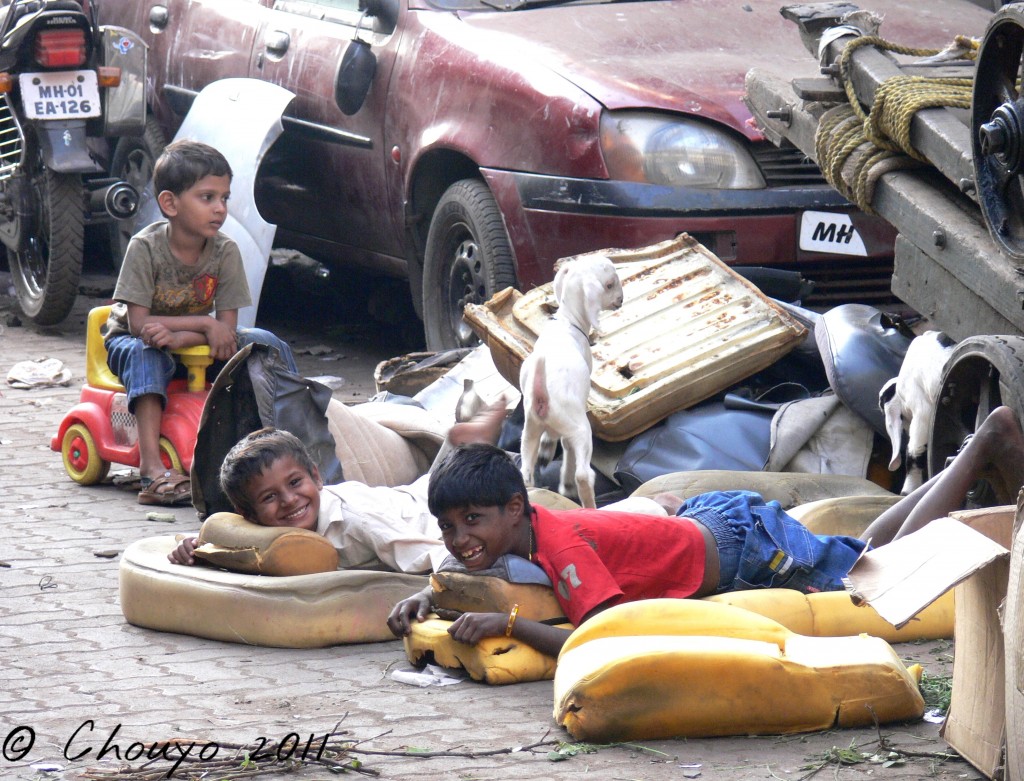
[
  {"x1": 108, "y1": 115, "x2": 167, "y2": 271},
  {"x1": 422, "y1": 179, "x2": 517, "y2": 351},
  {"x1": 927, "y1": 334, "x2": 1024, "y2": 505}
]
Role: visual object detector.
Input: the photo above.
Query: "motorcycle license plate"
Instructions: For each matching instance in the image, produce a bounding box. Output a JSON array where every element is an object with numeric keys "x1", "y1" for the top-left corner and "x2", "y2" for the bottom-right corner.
[
  {"x1": 19, "y1": 70, "x2": 101, "y2": 120},
  {"x1": 798, "y1": 210, "x2": 868, "y2": 256}
]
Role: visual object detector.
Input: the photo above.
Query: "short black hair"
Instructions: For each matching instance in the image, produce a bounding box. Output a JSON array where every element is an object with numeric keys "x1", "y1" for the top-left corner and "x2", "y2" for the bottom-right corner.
[
  {"x1": 427, "y1": 443, "x2": 531, "y2": 517},
  {"x1": 153, "y1": 139, "x2": 232, "y2": 197},
  {"x1": 219, "y1": 427, "x2": 317, "y2": 519}
]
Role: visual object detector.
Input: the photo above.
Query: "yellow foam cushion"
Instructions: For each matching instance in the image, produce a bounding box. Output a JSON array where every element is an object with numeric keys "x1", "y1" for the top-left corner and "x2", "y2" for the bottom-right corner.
[
  {"x1": 553, "y1": 599, "x2": 925, "y2": 741},
  {"x1": 403, "y1": 616, "x2": 571, "y2": 685}
]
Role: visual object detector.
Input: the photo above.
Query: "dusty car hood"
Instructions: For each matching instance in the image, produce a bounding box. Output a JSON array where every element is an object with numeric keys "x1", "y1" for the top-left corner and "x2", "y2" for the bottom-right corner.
[{"x1": 456, "y1": 0, "x2": 992, "y2": 139}]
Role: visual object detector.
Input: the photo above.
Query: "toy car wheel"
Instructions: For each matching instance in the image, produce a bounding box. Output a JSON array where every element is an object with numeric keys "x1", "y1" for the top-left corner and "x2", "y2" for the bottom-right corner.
[
  {"x1": 61, "y1": 423, "x2": 111, "y2": 485},
  {"x1": 422, "y1": 179, "x2": 517, "y2": 351},
  {"x1": 159, "y1": 437, "x2": 184, "y2": 474}
]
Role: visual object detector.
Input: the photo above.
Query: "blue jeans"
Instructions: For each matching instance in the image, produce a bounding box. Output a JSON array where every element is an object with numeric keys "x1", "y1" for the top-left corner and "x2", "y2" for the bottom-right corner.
[
  {"x1": 106, "y1": 327, "x2": 297, "y2": 412},
  {"x1": 676, "y1": 490, "x2": 867, "y2": 594}
]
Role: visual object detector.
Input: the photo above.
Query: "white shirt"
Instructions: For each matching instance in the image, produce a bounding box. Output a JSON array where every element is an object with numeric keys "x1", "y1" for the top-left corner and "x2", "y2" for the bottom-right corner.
[{"x1": 316, "y1": 474, "x2": 447, "y2": 574}]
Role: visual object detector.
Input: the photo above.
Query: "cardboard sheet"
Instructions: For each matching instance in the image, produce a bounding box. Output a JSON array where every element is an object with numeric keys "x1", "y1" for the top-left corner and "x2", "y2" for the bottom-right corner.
[{"x1": 845, "y1": 515, "x2": 1009, "y2": 629}]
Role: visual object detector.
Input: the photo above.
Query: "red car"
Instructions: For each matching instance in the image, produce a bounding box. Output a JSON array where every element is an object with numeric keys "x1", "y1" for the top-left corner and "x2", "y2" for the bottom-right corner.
[{"x1": 96, "y1": 0, "x2": 991, "y2": 348}]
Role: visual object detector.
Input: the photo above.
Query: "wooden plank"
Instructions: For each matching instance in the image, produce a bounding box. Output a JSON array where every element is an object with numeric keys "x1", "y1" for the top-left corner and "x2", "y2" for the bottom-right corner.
[
  {"x1": 892, "y1": 236, "x2": 1022, "y2": 340},
  {"x1": 746, "y1": 67, "x2": 1024, "y2": 335}
]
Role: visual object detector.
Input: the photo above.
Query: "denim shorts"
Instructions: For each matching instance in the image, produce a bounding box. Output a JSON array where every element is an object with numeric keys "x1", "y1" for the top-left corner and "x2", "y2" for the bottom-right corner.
[
  {"x1": 676, "y1": 490, "x2": 867, "y2": 594},
  {"x1": 106, "y1": 327, "x2": 298, "y2": 413}
]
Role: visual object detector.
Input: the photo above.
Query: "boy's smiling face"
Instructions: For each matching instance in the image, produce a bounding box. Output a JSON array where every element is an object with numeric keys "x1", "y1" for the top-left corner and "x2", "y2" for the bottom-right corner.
[
  {"x1": 244, "y1": 455, "x2": 322, "y2": 532},
  {"x1": 436, "y1": 494, "x2": 528, "y2": 570}
]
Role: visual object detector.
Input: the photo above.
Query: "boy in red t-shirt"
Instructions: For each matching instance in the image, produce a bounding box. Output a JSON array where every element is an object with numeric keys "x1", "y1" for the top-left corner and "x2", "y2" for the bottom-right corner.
[{"x1": 387, "y1": 406, "x2": 1024, "y2": 658}]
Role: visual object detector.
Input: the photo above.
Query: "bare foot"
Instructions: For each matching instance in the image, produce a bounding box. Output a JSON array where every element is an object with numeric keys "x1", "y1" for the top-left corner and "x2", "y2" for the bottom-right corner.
[
  {"x1": 958, "y1": 405, "x2": 1024, "y2": 504},
  {"x1": 448, "y1": 395, "x2": 509, "y2": 447}
]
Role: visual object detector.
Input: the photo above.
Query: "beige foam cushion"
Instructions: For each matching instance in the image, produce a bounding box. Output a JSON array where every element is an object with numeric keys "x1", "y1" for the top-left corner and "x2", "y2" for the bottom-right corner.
[
  {"x1": 326, "y1": 399, "x2": 446, "y2": 487},
  {"x1": 194, "y1": 512, "x2": 339, "y2": 576},
  {"x1": 430, "y1": 572, "x2": 565, "y2": 622},
  {"x1": 120, "y1": 536, "x2": 426, "y2": 648},
  {"x1": 633, "y1": 469, "x2": 895, "y2": 509}
]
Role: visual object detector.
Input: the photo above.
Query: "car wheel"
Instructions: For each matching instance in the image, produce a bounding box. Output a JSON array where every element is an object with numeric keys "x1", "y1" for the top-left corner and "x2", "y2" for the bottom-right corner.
[
  {"x1": 422, "y1": 179, "x2": 517, "y2": 351},
  {"x1": 927, "y1": 334, "x2": 1024, "y2": 505},
  {"x1": 108, "y1": 115, "x2": 167, "y2": 270}
]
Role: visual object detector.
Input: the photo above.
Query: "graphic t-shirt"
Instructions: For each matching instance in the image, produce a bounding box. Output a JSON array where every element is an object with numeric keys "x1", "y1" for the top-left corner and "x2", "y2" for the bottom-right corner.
[
  {"x1": 531, "y1": 504, "x2": 706, "y2": 625},
  {"x1": 106, "y1": 220, "x2": 251, "y2": 337}
]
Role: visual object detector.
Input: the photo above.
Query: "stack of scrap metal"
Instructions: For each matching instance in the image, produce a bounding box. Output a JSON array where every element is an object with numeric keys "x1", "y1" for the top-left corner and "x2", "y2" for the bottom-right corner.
[{"x1": 463, "y1": 234, "x2": 807, "y2": 441}]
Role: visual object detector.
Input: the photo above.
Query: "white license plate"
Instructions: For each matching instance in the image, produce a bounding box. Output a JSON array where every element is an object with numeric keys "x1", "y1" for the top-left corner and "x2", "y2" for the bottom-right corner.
[
  {"x1": 798, "y1": 210, "x2": 868, "y2": 256},
  {"x1": 19, "y1": 70, "x2": 101, "y2": 120}
]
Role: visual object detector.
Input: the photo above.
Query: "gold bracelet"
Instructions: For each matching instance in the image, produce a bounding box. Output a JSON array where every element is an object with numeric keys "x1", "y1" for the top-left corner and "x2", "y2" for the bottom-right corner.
[{"x1": 505, "y1": 604, "x2": 520, "y2": 637}]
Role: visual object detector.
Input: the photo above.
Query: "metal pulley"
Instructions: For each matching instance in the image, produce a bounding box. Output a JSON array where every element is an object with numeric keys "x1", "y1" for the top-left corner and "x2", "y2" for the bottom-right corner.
[{"x1": 972, "y1": 4, "x2": 1024, "y2": 257}]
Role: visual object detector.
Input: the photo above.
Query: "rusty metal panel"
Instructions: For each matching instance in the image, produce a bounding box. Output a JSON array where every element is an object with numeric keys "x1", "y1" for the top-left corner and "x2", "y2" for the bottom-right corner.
[{"x1": 464, "y1": 235, "x2": 807, "y2": 441}]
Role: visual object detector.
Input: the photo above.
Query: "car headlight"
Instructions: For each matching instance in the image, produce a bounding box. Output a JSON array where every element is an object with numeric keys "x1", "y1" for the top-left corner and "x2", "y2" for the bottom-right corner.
[{"x1": 600, "y1": 111, "x2": 765, "y2": 189}]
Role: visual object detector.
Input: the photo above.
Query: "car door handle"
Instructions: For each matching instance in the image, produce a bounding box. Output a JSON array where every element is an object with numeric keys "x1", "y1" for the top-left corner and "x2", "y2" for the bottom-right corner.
[
  {"x1": 149, "y1": 5, "x2": 168, "y2": 30},
  {"x1": 264, "y1": 31, "x2": 290, "y2": 56}
]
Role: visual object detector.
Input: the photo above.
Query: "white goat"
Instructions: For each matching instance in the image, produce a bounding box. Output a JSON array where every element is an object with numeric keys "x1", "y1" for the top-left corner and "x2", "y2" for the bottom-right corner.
[
  {"x1": 519, "y1": 255, "x2": 624, "y2": 508},
  {"x1": 878, "y1": 330, "x2": 955, "y2": 495}
]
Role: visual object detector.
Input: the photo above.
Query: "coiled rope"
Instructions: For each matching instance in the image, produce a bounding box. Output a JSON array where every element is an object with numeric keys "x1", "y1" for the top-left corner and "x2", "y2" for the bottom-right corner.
[{"x1": 814, "y1": 35, "x2": 977, "y2": 213}]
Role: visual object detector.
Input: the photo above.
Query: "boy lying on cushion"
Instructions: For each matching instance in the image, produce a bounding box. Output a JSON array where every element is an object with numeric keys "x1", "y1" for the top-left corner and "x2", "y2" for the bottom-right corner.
[
  {"x1": 387, "y1": 406, "x2": 1024, "y2": 657},
  {"x1": 168, "y1": 400, "x2": 510, "y2": 573}
]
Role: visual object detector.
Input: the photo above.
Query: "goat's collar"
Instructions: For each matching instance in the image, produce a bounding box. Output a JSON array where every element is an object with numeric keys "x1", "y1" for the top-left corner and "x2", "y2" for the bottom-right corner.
[{"x1": 556, "y1": 311, "x2": 590, "y2": 341}]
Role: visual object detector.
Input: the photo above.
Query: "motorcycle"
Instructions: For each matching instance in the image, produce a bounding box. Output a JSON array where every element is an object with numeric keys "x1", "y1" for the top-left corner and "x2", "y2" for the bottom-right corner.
[{"x1": 0, "y1": 0, "x2": 145, "y2": 325}]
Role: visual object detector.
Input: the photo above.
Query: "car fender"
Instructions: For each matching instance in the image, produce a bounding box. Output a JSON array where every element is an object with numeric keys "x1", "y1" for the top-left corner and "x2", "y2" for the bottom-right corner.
[{"x1": 388, "y1": 18, "x2": 606, "y2": 188}]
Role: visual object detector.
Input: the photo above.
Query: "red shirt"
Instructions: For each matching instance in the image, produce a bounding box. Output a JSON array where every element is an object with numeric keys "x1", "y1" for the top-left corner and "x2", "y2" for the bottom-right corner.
[{"x1": 531, "y1": 504, "x2": 706, "y2": 625}]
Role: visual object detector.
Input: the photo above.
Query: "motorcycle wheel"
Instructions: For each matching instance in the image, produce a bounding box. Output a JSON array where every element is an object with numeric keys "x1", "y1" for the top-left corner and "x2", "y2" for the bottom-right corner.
[
  {"x1": 8, "y1": 167, "x2": 85, "y2": 325},
  {"x1": 107, "y1": 116, "x2": 167, "y2": 270}
]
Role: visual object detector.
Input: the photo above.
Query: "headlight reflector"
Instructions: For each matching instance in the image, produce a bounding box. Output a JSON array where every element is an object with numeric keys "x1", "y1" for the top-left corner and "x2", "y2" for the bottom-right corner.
[{"x1": 601, "y1": 111, "x2": 765, "y2": 189}]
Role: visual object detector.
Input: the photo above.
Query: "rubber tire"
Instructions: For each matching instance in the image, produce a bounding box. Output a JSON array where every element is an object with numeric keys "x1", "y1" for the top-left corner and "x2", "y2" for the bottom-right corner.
[
  {"x1": 9, "y1": 167, "x2": 84, "y2": 325},
  {"x1": 422, "y1": 179, "x2": 516, "y2": 351},
  {"x1": 61, "y1": 423, "x2": 111, "y2": 486},
  {"x1": 928, "y1": 335, "x2": 1024, "y2": 503},
  {"x1": 107, "y1": 115, "x2": 167, "y2": 271}
]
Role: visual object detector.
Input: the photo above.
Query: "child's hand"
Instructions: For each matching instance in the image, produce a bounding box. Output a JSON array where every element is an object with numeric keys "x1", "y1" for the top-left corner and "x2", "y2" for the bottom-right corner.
[
  {"x1": 205, "y1": 319, "x2": 239, "y2": 361},
  {"x1": 446, "y1": 612, "x2": 509, "y2": 645},
  {"x1": 140, "y1": 322, "x2": 174, "y2": 349},
  {"x1": 168, "y1": 535, "x2": 200, "y2": 566},
  {"x1": 387, "y1": 589, "x2": 432, "y2": 637}
]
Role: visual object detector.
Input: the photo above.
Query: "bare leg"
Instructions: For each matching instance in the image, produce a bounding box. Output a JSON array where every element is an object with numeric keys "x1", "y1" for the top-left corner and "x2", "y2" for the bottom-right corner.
[
  {"x1": 447, "y1": 396, "x2": 508, "y2": 448},
  {"x1": 861, "y1": 406, "x2": 1024, "y2": 546},
  {"x1": 134, "y1": 394, "x2": 165, "y2": 480}
]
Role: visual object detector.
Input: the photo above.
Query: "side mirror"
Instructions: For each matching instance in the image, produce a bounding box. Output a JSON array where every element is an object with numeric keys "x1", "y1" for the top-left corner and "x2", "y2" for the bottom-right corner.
[
  {"x1": 360, "y1": 0, "x2": 399, "y2": 34},
  {"x1": 335, "y1": 20, "x2": 377, "y2": 116}
]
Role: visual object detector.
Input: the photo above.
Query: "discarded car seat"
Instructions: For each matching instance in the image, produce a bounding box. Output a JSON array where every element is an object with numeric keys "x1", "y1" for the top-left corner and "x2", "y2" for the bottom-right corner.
[
  {"x1": 192, "y1": 343, "x2": 343, "y2": 518},
  {"x1": 119, "y1": 535, "x2": 426, "y2": 648},
  {"x1": 553, "y1": 599, "x2": 925, "y2": 741},
  {"x1": 613, "y1": 400, "x2": 776, "y2": 495},
  {"x1": 191, "y1": 512, "x2": 339, "y2": 576},
  {"x1": 814, "y1": 304, "x2": 914, "y2": 436}
]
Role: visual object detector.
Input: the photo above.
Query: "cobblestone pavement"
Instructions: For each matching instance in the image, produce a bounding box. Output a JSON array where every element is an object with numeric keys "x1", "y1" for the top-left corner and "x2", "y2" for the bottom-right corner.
[{"x1": 1, "y1": 274, "x2": 983, "y2": 781}]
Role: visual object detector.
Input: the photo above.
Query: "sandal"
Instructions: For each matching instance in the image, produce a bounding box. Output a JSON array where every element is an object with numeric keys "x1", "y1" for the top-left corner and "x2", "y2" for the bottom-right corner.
[{"x1": 138, "y1": 471, "x2": 192, "y2": 506}]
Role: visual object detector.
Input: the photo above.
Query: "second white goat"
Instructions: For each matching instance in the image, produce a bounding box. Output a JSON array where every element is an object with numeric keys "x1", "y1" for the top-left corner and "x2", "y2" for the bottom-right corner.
[{"x1": 878, "y1": 330, "x2": 955, "y2": 495}]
